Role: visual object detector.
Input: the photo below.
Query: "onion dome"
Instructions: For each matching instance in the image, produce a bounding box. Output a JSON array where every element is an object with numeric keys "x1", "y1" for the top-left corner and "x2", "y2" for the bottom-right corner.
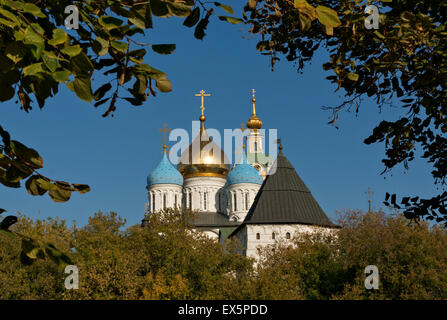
[
  {"x1": 178, "y1": 94, "x2": 230, "y2": 179},
  {"x1": 246, "y1": 89, "x2": 263, "y2": 131},
  {"x1": 227, "y1": 151, "x2": 263, "y2": 185},
  {"x1": 147, "y1": 150, "x2": 183, "y2": 186}
]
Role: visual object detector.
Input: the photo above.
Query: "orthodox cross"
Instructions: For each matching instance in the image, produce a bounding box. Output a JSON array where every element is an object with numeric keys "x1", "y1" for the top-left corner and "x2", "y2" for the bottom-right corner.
[
  {"x1": 195, "y1": 89, "x2": 211, "y2": 116},
  {"x1": 365, "y1": 187, "x2": 374, "y2": 212},
  {"x1": 276, "y1": 138, "x2": 282, "y2": 151},
  {"x1": 158, "y1": 123, "x2": 171, "y2": 152}
]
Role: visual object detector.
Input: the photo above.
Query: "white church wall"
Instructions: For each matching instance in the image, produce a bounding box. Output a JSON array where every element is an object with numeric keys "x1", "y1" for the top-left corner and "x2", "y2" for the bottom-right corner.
[
  {"x1": 244, "y1": 224, "x2": 337, "y2": 260},
  {"x1": 183, "y1": 176, "x2": 226, "y2": 212},
  {"x1": 227, "y1": 183, "x2": 261, "y2": 222},
  {"x1": 147, "y1": 184, "x2": 183, "y2": 213}
]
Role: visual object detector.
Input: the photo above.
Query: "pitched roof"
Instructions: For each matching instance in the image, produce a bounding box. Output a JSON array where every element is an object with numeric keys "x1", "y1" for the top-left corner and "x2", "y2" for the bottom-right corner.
[
  {"x1": 188, "y1": 212, "x2": 241, "y2": 228},
  {"x1": 231, "y1": 149, "x2": 336, "y2": 235}
]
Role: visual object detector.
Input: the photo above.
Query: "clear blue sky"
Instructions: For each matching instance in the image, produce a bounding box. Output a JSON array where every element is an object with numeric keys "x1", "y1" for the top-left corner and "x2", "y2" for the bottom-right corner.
[{"x1": 0, "y1": 2, "x2": 437, "y2": 227}]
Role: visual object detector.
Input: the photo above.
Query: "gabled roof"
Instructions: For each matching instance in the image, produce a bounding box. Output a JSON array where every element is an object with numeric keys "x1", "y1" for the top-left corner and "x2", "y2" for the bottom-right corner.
[{"x1": 230, "y1": 149, "x2": 336, "y2": 236}]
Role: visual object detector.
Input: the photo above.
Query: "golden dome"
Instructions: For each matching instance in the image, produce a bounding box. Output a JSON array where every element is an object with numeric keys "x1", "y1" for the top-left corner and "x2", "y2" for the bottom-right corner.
[
  {"x1": 178, "y1": 90, "x2": 230, "y2": 179},
  {"x1": 246, "y1": 89, "x2": 263, "y2": 130}
]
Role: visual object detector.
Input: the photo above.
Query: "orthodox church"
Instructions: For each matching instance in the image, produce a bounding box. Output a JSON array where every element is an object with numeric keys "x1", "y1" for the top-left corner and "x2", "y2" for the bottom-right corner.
[{"x1": 142, "y1": 90, "x2": 337, "y2": 259}]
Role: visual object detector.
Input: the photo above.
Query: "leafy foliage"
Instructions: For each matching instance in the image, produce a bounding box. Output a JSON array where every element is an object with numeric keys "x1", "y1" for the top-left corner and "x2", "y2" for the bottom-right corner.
[
  {"x1": 2, "y1": 209, "x2": 447, "y2": 299},
  {"x1": 243, "y1": 0, "x2": 447, "y2": 223},
  {"x1": 0, "y1": 214, "x2": 72, "y2": 268},
  {"x1": 0, "y1": 0, "x2": 239, "y2": 210},
  {"x1": 0, "y1": 125, "x2": 90, "y2": 203}
]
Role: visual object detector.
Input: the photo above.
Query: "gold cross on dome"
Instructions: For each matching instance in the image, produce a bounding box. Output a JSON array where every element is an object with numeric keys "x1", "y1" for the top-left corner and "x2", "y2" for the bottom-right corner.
[
  {"x1": 158, "y1": 123, "x2": 171, "y2": 152},
  {"x1": 195, "y1": 89, "x2": 211, "y2": 116}
]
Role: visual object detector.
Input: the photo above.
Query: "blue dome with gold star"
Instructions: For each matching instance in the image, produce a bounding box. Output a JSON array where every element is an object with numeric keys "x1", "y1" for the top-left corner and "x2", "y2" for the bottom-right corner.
[
  {"x1": 227, "y1": 152, "x2": 263, "y2": 185},
  {"x1": 147, "y1": 152, "x2": 183, "y2": 186}
]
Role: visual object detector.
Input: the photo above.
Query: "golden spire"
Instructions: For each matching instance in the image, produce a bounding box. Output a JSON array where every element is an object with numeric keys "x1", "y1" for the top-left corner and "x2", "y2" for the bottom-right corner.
[
  {"x1": 251, "y1": 88, "x2": 257, "y2": 115},
  {"x1": 246, "y1": 88, "x2": 263, "y2": 131},
  {"x1": 195, "y1": 89, "x2": 211, "y2": 131},
  {"x1": 241, "y1": 123, "x2": 246, "y2": 151},
  {"x1": 158, "y1": 123, "x2": 171, "y2": 153}
]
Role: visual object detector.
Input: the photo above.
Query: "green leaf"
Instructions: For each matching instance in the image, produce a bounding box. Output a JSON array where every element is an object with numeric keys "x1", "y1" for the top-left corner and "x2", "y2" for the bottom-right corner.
[
  {"x1": 152, "y1": 44, "x2": 176, "y2": 55},
  {"x1": 23, "y1": 63, "x2": 44, "y2": 76},
  {"x1": 98, "y1": 16, "x2": 123, "y2": 30},
  {"x1": 10, "y1": 140, "x2": 43, "y2": 169},
  {"x1": 215, "y1": 2, "x2": 234, "y2": 14},
  {"x1": 92, "y1": 37, "x2": 109, "y2": 56},
  {"x1": 316, "y1": 5, "x2": 341, "y2": 28},
  {"x1": 110, "y1": 40, "x2": 128, "y2": 53},
  {"x1": 71, "y1": 53, "x2": 94, "y2": 75},
  {"x1": 94, "y1": 83, "x2": 112, "y2": 101},
  {"x1": 51, "y1": 70, "x2": 71, "y2": 83},
  {"x1": 22, "y1": 3, "x2": 46, "y2": 18},
  {"x1": 151, "y1": 0, "x2": 171, "y2": 17},
  {"x1": 194, "y1": 18, "x2": 210, "y2": 39},
  {"x1": 36, "y1": 178, "x2": 55, "y2": 191},
  {"x1": 42, "y1": 54, "x2": 59, "y2": 73},
  {"x1": 129, "y1": 4, "x2": 153, "y2": 29},
  {"x1": 183, "y1": 7, "x2": 200, "y2": 27},
  {"x1": 73, "y1": 76, "x2": 93, "y2": 102},
  {"x1": 48, "y1": 29, "x2": 68, "y2": 46},
  {"x1": 72, "y1": 184, "x2": 90, "y2": 194},
  {"x1": 22, "y1": 238, "x2": 41, "y2": 260},
  {"x1": 44, "y1": 244, "x2": 73, "y2": 267},
  {"x1": 25, "y1": 175, "x2": 47, "y2": 196},
  {"x1": 218, "y1": 16, "x2": 243, "y2": 24},
  {"x1": 62, "y1": 45, "x2": 82, "y2": 57},
  {"x1": 166, "y1": 1, "x2": 193, "y2": 17},
  {"x1": 49, "y1": 186, "x2": 72, "y2": 202},
  {"x1": 156, "y1": 76, "x2": 172, "y2": 92},
  {"x1": 347, "y1": 72, "x2": 359, "y2": 81},
  {"x1": 136, "y1": 64, "x2": 166, "y2": 79},
  {"x1": 0, "y1": 8, "x2": 20, "y2": 25}
]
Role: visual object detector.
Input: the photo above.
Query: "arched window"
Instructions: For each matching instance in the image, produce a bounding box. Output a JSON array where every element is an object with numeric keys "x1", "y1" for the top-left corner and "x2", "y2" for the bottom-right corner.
[
  {"x1": 286, "y1": 232, "x2": 291, "y2": 239},
  {"x1": 188, "y1": 193, "x2": 192, "y2": 209},
  {"x1": 245, "y1": 193, "x2": 249, "y2": 210},
  {"x1": 218, "y1": 192, "x2": 221, "y2": 211},
  {"x1": 152, "y1": 193, "x2": 155, "y2": 211},
  {"x1": 272, "y1": 232, "x2": 275, "y2": 240},
  {"x1": 203, "y1": 192, "x2": 207, "y2": 210},
  {"x1": 174, "y1": 194, "x2": 178, "y2": 208},
  {"x1": 163, "y1": 194, "x2": 167, "y2": 210},
  {"x1": 254, "y1": 141, "x2": 258, "y2": 152},
  {"x1": 256, "y1": 233, "x2": 260, "y2": 240},
  {"x1": 233, "y1": 193, "x2": 237, "y2": 211}
]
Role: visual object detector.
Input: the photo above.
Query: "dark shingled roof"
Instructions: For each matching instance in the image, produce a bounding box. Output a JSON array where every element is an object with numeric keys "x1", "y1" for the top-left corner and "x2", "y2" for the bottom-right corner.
[
  {"x1": 189, "y1": 212, "x2": 241, "y2": 228},
  {"x1": 230, "y1": 149, "x2": 336, "y2": 236}
]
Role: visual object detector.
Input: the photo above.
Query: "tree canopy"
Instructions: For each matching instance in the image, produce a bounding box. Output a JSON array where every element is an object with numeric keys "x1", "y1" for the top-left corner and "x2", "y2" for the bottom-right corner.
[
  {"x1": 242, "y1": 0, "x2": 447, "y2": 223},
  {"x1": 2, "y1": 209, "x2": 447, "y2": 299},
  {"x1": 1, "y1": 0, "x2": 446, "y2": 225}
]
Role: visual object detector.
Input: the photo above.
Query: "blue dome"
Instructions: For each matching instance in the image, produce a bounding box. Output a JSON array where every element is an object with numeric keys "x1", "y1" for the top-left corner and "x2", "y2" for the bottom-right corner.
[
  {"x1": 227, "y1": 152, "x2": 263, "y2": 185},
  {"x1": 147, "y1": 152, "x2": 183, "y2": 186}
]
